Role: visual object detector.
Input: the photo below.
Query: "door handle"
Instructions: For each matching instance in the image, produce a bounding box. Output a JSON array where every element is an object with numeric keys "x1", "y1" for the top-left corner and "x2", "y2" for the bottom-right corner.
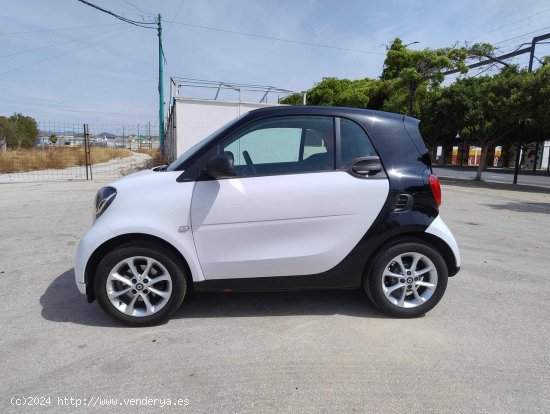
[
  {"x1": 352, "y1": 164, "x2": 381, "y2": 175},
  {"x1": 349, "y1": 157, "x2": 383, "y2": 177}
]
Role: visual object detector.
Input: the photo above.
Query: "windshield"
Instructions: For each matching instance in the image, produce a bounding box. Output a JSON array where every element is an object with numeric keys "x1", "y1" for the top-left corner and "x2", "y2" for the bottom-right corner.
[{"x1": 166, "y1": 113, "x2": 247, "y2": 171}]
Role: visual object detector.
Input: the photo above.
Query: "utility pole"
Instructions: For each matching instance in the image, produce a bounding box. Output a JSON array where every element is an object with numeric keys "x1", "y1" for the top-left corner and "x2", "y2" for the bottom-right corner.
[
  {"x1": 157, "y1": 14, "x2": 165, "y2": 156},
  {"x1": 75, "y1": 1, "x2": 162, "y2": 153}
]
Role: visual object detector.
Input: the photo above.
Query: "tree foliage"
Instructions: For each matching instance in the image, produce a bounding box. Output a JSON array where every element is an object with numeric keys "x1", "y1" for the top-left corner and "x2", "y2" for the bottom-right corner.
[
  {"x1": 0, "y1": 116, "x2": 15, "y2": 150},
  {"x1": 381, "y1": 38, "x2": 493, "y2": 115},
  {"x1": 282, "y1": 36, "x2": 549, "y2": 180},
  {"x1": 528, "y1": 63, "x2": 550, "y2": 132},
  {"x1": 419, "y1": 65, "x2": 549, "y2": 179},
  {"x1": 417, "y1": 85, "x2": 468, "y2": 149},
  {"x1": 6, "y1": 113, "x2": 39, "y2": 149},
  {"x1": 282, "y1": 77, "x2": 388, "y2": 110}
]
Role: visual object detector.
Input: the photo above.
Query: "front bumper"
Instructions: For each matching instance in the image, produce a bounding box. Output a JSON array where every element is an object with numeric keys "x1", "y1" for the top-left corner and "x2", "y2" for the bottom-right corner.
[{"x1": 74, "y1": 220, "x2": 117, "y2": 296}]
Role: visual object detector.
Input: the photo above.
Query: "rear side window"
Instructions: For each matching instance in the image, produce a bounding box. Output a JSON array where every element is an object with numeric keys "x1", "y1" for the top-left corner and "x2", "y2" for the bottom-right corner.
[{"x1": 339, "y1": 118, "x2": 376, "y2": 166}]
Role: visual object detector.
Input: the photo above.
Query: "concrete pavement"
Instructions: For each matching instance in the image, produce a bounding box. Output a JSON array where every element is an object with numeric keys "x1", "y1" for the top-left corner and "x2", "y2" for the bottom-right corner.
[{"x1": 0, "y1": 179, "x2": 549, "y2": 413}]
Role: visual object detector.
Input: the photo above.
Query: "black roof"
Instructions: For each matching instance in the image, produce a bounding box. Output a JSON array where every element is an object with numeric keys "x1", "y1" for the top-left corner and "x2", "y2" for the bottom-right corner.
[{"x1": 248, "y1": 105, "x2": 414, "y2": 123}]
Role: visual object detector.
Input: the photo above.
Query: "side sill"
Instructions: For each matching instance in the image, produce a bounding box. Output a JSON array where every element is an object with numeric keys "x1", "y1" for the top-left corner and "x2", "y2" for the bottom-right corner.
[{"x1": 194, "y1": 274, "x2": 362, "y2": 293}]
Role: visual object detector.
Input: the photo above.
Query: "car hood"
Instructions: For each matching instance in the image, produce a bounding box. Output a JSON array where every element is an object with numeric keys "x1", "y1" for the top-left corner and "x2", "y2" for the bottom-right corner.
[{"x1": 109, "y1": 168, "x2": 184, "y2": 193}]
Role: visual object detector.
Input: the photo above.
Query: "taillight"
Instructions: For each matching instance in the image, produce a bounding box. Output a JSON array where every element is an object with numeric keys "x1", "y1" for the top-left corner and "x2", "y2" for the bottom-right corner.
[{"x1": 429, "y1": 174, "x2": 441, "y2": 206}]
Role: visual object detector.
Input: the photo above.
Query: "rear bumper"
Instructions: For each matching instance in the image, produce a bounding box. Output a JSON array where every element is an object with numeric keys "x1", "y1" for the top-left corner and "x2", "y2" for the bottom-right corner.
[
  {"x1": 425, "y1": 215, "x2": 461, "y2": 273},
  {"x1": 76, "y1": 281, "x2": 87, "y2": 295}
]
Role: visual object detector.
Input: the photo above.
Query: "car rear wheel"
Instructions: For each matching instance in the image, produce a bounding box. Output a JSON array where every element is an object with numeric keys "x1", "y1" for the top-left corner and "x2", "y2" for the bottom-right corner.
[
  {"x1": 94, "y1": 242, "x2": 187, "y2": 326},
  {"x1": 364, "y1": 239, "x2": 448, "y2": 317}
]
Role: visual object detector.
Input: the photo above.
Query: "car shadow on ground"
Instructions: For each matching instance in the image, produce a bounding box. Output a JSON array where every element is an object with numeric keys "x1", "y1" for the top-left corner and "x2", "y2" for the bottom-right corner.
[
  {"x1": 485, "y1": 201, "x2": 550, "y2": 214},
  {"x1": 40, "y1": 269, "x2": 117, "y2": 327},
  {"x1": 40, "y1": 269, "x2": 386, "y2": 327},
  {"x1": 175, "y1": 289, "x2": 385, "y2": 319}
]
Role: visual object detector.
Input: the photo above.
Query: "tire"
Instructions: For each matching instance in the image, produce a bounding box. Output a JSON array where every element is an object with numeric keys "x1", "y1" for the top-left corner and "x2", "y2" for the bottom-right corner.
[
  {"x1": 94, "y1": 241, "x2": 187, "y2": 326},
  {"x1": 364, "y1": 239, "x2": 448, "y2": 318}
]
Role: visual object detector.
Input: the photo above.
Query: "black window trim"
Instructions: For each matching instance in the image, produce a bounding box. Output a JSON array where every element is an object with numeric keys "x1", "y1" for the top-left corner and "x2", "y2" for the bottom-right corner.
[
  {"x1": 335, "y1": 117, "x2": 342, "y2": 169},
  {"x1": 196, "y1": 114, "x2": 337, "y2": 181}
]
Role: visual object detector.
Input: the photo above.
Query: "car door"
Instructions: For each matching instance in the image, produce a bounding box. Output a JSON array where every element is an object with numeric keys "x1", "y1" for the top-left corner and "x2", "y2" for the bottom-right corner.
[{"x1": 190, "y1": 115, "x2": 389, "y2": 280}]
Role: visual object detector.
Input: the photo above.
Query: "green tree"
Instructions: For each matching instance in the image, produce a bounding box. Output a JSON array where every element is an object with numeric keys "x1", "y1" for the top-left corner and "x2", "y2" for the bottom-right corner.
[
  {"x1": 8, "y1": 113, "x2": 39, "y2": 149},
  {"x1": 450, "y1": 67, "x2": 534, "y2": 180},
  {"x1": 280, "y1": 93, "x2": 303, "y2": 105},
  {"x1": 417, "y1": 85, "x2": 469, "y2": 156},
  {"x1": 0, "y1": 116, "x2": 15, "y2": 150},
  {"x1": 281, "y1": 77, "x2": 387, "y2": 110},
  {"x1": 529, "y1": 61, "x2": 550, "y2": 132},
  {"x1": 381, "y1": 38, "x2": 493, "y2": 116},
  {"x1": 49, "y1": 134, "x2": 57, "y2": 145}
]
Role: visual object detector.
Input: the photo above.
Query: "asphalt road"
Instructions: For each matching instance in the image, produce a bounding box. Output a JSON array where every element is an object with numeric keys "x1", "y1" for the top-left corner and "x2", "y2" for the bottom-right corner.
[
  {"x1": 0, "y1": 179, "x2": 549, "y2": 413},
  {"x1": 434, "y1": 167, "x2": 550, "y2": 188}
]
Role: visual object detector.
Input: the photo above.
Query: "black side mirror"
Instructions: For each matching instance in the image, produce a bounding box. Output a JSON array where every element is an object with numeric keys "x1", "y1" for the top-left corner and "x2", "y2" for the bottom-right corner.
[{"x1": 206, "y1": 154, "x2": 236, "y2": 179}]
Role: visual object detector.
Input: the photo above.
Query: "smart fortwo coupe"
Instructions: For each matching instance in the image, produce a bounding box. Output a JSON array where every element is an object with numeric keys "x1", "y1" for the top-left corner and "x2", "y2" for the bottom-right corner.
[{"x1": 75, "y1": 106, "x2": 460, "y2": 326}]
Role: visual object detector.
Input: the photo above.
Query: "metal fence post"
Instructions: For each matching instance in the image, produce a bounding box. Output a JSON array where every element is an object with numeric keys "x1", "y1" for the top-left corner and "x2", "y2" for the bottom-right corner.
[{"x1": 83, "y1": 124, "x2": 93, "y2": 180}]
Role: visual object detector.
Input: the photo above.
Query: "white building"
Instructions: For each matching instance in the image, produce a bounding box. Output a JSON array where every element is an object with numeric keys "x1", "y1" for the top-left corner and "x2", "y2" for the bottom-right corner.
[{"x1": 165, "y1": 79, "x2": 303, "y2": 160}]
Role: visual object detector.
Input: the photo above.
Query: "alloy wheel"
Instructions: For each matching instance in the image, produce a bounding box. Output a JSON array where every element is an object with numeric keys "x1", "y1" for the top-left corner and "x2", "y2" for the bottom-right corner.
[
  {"x1": 106, "y1": 256, "x2": 172, "y2": 317},
  {"x1": 381, "y1": 252, "x2": 438, "y2": 308}
]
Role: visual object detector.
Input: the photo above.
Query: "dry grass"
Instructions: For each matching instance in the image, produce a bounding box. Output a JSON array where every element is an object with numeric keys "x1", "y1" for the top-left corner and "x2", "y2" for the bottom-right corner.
[
  {"x1": 0, "y1": 147, "x2": 131, "y2": 173},
  {"x1": 134, "y1": 148, "x2": 158, "y2": 156},
  {"x1": 135, "y1": 148, "x2": 173, "y2": 168}
]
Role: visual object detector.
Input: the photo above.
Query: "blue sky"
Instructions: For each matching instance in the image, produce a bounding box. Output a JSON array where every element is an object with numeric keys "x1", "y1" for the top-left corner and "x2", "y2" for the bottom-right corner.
[{"x1": 1, "y1": 0, "x2": 549, "y2": 131}]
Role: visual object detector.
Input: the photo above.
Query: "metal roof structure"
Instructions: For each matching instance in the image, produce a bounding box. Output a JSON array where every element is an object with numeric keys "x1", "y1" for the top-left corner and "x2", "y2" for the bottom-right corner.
[{"x1": 169, "y1": 77, "x2": 305, "y2": 104}]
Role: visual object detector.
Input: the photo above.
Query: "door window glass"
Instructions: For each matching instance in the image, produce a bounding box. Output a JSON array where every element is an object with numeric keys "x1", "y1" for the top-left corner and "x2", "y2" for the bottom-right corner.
[{"x1": 221, "y1": 116, "x2": 334, "y2": 176}]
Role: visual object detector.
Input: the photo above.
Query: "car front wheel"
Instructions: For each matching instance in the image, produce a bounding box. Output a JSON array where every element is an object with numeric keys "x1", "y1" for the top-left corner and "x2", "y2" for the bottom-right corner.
[
  {"x1": 365, "y1": 239, "x2": 448, "y2": 318},
  {"x1": 94, "y1": 242, "x2": 187, "y2": 326}
]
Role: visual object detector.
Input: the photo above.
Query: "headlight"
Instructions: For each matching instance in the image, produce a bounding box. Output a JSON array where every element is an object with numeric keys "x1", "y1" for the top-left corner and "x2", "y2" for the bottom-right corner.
[{"x1": 94, "y1": 186, "x2": 117, "y2": 221}]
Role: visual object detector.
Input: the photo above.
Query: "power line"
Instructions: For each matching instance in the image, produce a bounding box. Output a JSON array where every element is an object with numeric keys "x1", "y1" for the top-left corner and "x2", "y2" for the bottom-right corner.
[
  {"x1": 470, "y1": 63, "x2": 500, "y2": 78},
  {"x1": 469, "y1": 7, "x2": 550, "y2": 41},
  {"x1": 119, "y1": 0, "x2": 148, "y2": 15},
  {"x1": 493, "y1": 25, "x2": 550, "y2": 45},
  {"x1": 0, "y1": 22, "x2": 123, "y2": 36},
  {"x1": 75, "y1": 0, "x2": 156, "y2": 29},
  {"x1": 0, "y1": 27, "x2": 136, "y2": 76},
  {"x1": 163, "y1": 19, "x2": 385, "y2": 55},
  {"x1": 0, "y1": 96, "x2": 153, "y2": 117},
  {"x1": 74, "y1": 0, "x2": 166, "y2": 149},
  {"x1": 444, "y1": 32, "x2": 550, "y2": 76},
  {"x1": 443, "y1": 46, "x2": 533, "y2": 75},
  {"x1": 0, "y1": 26, "x2": 129, "y2": 60},
  {"x1": 165, "y1": 0, "x2": 185, "y2": 36}
]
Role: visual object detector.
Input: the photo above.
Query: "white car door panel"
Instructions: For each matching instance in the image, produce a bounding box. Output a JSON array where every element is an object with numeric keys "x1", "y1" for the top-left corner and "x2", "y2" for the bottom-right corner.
[{"x1": 191, "y1": 171, "x2": 389, "y2": 279}]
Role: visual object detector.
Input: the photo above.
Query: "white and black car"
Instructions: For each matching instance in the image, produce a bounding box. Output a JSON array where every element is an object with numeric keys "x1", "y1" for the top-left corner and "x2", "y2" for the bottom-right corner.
[{"x1": 75, "y1": 106, "x2": 460, "y2": 326}]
